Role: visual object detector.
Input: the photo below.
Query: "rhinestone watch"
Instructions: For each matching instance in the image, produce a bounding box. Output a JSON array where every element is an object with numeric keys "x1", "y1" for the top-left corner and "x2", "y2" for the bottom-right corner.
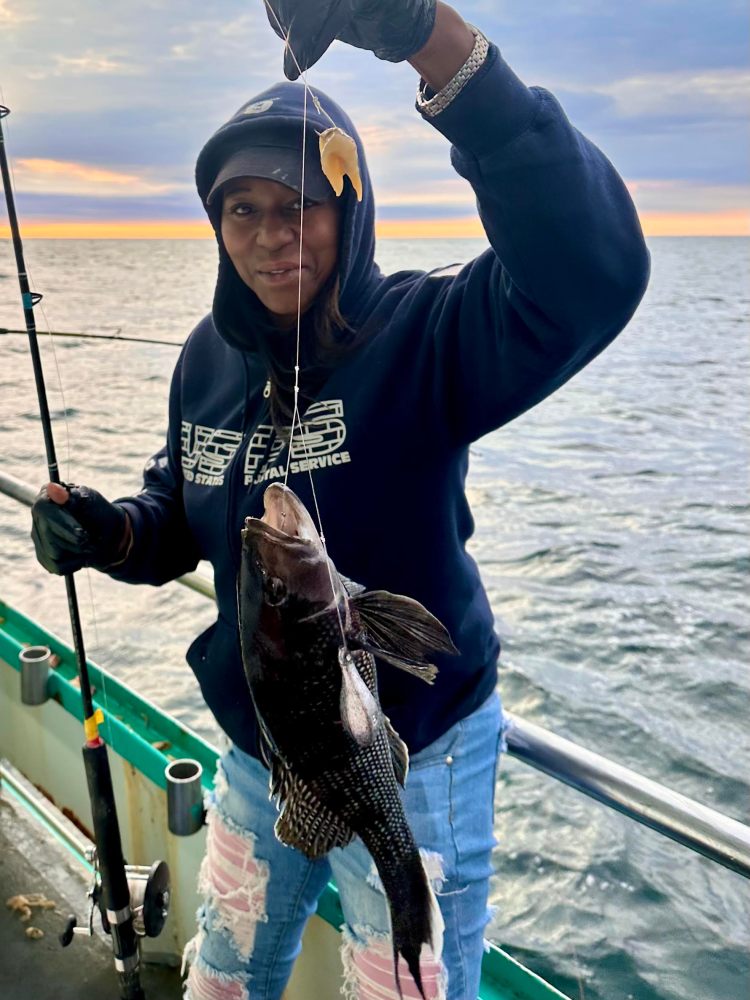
[{"x1": 416, "y1": 25, "x2": 490, "y2": 118}]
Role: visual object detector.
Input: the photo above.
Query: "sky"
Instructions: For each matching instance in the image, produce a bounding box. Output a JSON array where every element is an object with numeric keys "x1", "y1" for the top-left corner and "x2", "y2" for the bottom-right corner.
[{"x1": 0, "y1": 0, "x2": 748, "y2": 237}]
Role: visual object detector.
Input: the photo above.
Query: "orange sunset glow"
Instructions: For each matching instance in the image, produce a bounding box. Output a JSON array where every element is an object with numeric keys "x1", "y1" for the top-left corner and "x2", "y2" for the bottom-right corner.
[{"x1": 1, "y1": 212, "x2": 748, "y2": 240}]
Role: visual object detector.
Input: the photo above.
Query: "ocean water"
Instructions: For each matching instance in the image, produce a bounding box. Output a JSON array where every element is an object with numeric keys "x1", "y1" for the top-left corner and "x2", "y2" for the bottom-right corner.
[{"x1": 0, "y1": 236, "x2": 748, "y2": 1000}]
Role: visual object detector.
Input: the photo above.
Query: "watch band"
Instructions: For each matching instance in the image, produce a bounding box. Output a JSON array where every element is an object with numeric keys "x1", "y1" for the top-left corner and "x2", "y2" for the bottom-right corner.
[{"x1": 416, "y1": 25, "x2": 490, "y2": 119}]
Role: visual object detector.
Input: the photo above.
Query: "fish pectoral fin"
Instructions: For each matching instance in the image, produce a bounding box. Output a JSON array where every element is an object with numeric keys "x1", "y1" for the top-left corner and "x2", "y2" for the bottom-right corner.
[
  {"x1": 271, "y1": 759, "x2": 355, "y2": 859},
  {"x1": 351, "y1": 591, "x2": 457, "y2": 674},
  {"x1": 256, "y1": 716, "x2": 278, "y2": 769},
  {"x1": 384, "y1": 714, "x2": 409, "y2": 787},
  {"x1": 355, "y1": 638, "x2": 439, "y2": 684},
  {"x1": 339, "y1": 647, "x2": 381, "y2": 747}
]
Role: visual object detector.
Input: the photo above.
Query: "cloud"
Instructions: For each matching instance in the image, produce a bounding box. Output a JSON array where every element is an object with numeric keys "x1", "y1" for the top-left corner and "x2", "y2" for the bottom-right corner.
[
  {"x1": 627, "y1": 179, "x2": 750, "y2": 214},
  {"x1": 14, "y1": 158, "x2": 187, "y2": 197},
  {"x1": 589, "y1": 68, "x2": 750, "y2": 122},
  {"x1": 3, "y1": 1, "x2": 278, "y2": 117},
  {"x1": 13, "y1": 190, "x2": 203, "y2": 220},
  {"x1": 468, "y1": 0, "x2": 749, "y2": 83},
  {"x1": 376, "y1": 178, "x2": 477, "y2": 217},
  {"x1": 27, "y1": 50, "x2": 144, "y2": 80},
  {"x1": 163, "y1": 10, "x2": 274, "y2": 66},
  {"x1": 379, "y1": 189, "x2": 476, "y2": 209},
  {"x1": 551, "y1": 67, "x2": 749, "y2": 186},
  {"x1": 2, "y1": 0, "x2": 748, "y2": 229},
  {"x1": 52, "y1": 51, "x2": 142, "y2": 76},
  {"x1": 355, "y1": 116, "x2": 449, "y2": 188},
  {"x1": 357, "y1": 121, "x2": 431, "y2": 155},
  {"x1": 0, "y1": 0, "x2": 34, "y2": 24}
]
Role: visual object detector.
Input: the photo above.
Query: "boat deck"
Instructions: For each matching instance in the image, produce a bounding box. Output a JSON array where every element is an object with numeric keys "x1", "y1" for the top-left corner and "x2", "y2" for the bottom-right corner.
[
  {"x1": 0, "y1": 598, "x2": 572, "y2": 1000},
  {"x1": 0, "y1": 765, "x2": 182, "y2": 1000}
]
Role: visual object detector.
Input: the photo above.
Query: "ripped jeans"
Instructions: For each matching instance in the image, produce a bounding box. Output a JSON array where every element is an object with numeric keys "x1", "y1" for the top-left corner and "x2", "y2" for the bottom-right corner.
[{"x1": 184, "y1": 691, "x2": 504, "y2": 1000}]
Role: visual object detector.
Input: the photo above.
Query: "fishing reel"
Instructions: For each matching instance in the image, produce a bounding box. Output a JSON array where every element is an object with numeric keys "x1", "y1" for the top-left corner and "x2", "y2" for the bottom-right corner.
[{"x1": 60, "y1": 848, "x2": 171, "y2": 946}]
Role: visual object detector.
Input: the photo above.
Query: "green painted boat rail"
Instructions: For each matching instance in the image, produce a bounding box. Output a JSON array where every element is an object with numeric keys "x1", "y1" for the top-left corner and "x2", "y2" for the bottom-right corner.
[
  {"x1": 5, "y1": 469, "x2": 747, "y2": 879},
  {"x1": 0, "y1": 599, "x2": 568, "y2": 999},
  {"x1": 0, "y1": 598, "x2": 217, "y2": 794}
]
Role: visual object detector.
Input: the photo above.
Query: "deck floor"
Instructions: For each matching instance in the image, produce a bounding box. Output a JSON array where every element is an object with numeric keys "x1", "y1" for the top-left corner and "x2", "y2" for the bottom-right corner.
[{"x1": 0, "y1": 776, "x2": 182, "y2": 1000}]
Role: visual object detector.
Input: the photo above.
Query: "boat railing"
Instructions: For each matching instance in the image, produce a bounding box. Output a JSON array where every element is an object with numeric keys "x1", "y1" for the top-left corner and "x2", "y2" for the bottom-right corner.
[{"x1": 2, "y1": 467, "x2": 748, "y2": 880}]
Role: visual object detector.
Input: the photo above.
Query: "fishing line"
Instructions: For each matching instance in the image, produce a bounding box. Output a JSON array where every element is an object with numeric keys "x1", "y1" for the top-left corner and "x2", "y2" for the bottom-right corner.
[
  {"x1": 0, "y1": 85, "x2": 105, "y2": 704},
  {"x1": 570, "y1": 939, "x2": 586, "y2": 1000},
  {"x1": 0, "y1": 100, "x2": 145, "y2": 999},
  {"x1": 286, "y1": 95, "x2": 351, "y2": 654},
  {"x1": 283, "y1": 78, "x2": 308, "y2": 487},
  {"x1": 84, "y1": 566, "x2": 114, "y2": 726},
  {"x1": 292, "y1": 405, "x2": 351, "y2": 654},
  {"x1": 261, "y1": 4, "x2": 351, "y2": 649},
  {"x1": 0, "y1": 86, "x2": 74, "y2": 482},
  {"x1": 0, "y1": 97, "x2": 110, "y2": 734},
  {"x1": 261, "y1": 1, "x2": 338, "y2": 129},
  {"x1": 34, "y1": 295, "x2": 74, "y2": 482},
  {"x1": 29, "y1": 294, "x2": 128, "y2": 727},
  {"x1": 27, "y1": 310, "x2": 117, "y2": 722},
  {"x1": 0, "y1": 82, "x2": 144, "y2": 721},
  {"x1": 0, "y1": 327, "x2": 184, "y2": 346}
]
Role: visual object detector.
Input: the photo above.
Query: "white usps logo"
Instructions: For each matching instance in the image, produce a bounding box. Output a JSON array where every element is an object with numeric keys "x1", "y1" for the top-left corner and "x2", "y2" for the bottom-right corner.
[
  {"x1": 244, "y1": 423, "x2": 276, "y2": 480},
  {"x1": 181, "y1": 421, "x2": 243, "y2": 483},
  {"x1": 289, "y1": 400, "x2": 346, "y2": 458},
  {"x1": 243, "y1": 400, "x2": 349, "y2": 486}
]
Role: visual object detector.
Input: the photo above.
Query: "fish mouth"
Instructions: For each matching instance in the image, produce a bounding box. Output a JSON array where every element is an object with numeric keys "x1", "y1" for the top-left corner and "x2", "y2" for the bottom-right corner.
[
  {"x1": 241, "y1": 484, "x2": 339, "y2": 608},
  {"x1": 242, "y1": 483, "x2": 321, "y2": 550}
]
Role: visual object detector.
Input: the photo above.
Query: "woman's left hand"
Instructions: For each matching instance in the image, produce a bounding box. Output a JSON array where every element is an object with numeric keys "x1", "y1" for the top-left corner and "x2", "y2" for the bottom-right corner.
[{"x1": 263, "y1": 0, "x2": 437, "y2": 80}]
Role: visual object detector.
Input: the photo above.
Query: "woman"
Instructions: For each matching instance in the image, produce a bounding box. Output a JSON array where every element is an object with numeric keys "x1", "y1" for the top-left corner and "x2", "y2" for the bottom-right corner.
[{"x1": 31, "y1": 2, "x2": 650, "y2": 997}]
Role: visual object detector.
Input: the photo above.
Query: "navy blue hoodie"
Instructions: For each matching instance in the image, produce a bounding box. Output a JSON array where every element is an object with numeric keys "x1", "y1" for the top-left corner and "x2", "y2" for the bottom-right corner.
[{"x1": 111, "y1": 44, "x2": 649, "y2": 756}]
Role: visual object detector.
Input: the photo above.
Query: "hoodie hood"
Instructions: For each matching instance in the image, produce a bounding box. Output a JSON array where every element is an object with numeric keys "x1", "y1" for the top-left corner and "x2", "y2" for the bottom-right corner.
[{"x1": 196, "y1": 82, "x2": 379, "y2": 353}]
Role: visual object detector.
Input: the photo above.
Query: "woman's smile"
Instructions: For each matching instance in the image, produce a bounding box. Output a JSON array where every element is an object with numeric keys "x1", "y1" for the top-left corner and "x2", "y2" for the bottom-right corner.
[{"x1": 255, "y1": 262, "x2": 306, "y2": 285}]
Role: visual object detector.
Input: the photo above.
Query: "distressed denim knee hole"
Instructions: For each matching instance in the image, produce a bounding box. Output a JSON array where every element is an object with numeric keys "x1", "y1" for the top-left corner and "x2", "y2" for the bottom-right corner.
[
  {"x1": 340, "y1": 925, "x2": 447, "y2": 1000},
  {"x1": 184, "y1": 955, "x2": 249, "y2": 1000},
  {"x1": 196, "y1": 807, "x2": 270, "y2": 962}
]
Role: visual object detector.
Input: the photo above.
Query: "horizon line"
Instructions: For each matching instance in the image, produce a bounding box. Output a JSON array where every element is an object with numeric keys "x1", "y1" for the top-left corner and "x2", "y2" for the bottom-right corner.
[{"x1": 0, "y1": 211, "x2": 748, "y2": 239}]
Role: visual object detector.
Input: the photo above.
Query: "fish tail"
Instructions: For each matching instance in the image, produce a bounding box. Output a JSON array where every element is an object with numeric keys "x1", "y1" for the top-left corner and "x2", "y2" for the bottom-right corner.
[{"x1": 383, "y1": 852, "x2": 444, "y2": 999}]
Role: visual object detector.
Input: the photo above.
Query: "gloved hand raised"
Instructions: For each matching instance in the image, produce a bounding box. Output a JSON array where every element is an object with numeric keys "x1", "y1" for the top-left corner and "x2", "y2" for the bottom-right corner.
[
  {"x1": 264, "y1": 0, "x2": 437, "y2": 80},
  {"x1": 31, "y1": 483, "x2": 132, "y2": 576}
]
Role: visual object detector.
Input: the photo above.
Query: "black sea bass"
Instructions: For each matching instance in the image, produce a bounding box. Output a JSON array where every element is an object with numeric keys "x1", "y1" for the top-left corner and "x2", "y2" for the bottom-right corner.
[{"x1": 238, "y1": 483, "x2": 456, "y2": 997}]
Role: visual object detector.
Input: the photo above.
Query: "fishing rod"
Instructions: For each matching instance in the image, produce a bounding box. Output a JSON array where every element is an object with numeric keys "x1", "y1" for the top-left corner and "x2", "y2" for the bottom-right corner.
[
  {"x1": 0, "y1": 103, "x2": 153, "y2": 1000},
  {"x1": 0, "y1": 326, "x2": 183, "y2": 347}
]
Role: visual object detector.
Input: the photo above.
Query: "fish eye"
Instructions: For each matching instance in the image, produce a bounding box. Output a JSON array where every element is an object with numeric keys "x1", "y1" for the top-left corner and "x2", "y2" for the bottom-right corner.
[{"x1": 264, "y1": 576, "x2": 288, "y2": 606}]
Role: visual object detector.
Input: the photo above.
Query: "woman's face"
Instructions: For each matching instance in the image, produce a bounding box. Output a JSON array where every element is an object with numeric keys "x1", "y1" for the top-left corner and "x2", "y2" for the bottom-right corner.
[{"x1": 220, "y1": 176, "x2": 340, "y2": 329}]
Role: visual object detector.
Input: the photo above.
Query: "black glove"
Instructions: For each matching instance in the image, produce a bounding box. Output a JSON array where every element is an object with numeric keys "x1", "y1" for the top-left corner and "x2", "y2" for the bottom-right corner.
[
  {"x1": 31, "y1": 484, "x2": 131, "y2": 576},
  {"x1": 264, "y1": 0, "x2": 437, "y2": 80}
]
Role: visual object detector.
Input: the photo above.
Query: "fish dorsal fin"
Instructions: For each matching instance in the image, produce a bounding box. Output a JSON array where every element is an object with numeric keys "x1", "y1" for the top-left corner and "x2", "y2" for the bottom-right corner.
[
  {"x1": 270, "y1": 757, "x2": 355, "y2": 860},
  {"x1": 339, "y1": 647, "x2": 381, "y2": 746},
  {"x1": 383, "y1": 714, "x2": 409, "y2": 787},
  {"x1": 351, "y1": 590, "x2": 457, "y2": 682}
]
